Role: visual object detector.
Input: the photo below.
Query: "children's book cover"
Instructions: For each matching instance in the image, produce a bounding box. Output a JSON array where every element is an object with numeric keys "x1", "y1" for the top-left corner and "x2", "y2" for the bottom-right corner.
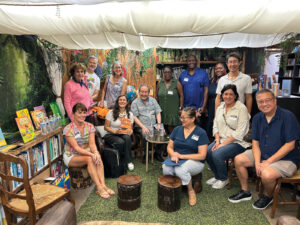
[
  {"x1": 16, "y1": 108, "x2": 31, "y2": 121},
  {"x1": 34, "y1": 105, "x2": 46, "y2": 114},
  {"x1": 15, "y1": 117, "x2": 36, "y2": 143},
  {"x1": 0, "y1": 127, "x2": 7, "y2": 147},
  {"x1": 120, "y1": 118, "x2": 132, "y2": 134},
  {"x1": 30, "y1": 110, "x2": 46, "y2": 130}
]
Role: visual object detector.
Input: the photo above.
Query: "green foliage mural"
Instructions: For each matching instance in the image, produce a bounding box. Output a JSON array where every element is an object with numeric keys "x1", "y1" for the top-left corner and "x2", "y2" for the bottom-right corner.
[{"x1": 0, "y1": 35, "x2": 55, "y2": 132}]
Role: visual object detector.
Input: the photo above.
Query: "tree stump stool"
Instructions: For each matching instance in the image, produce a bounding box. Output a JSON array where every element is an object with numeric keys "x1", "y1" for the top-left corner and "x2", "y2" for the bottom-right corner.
[
  {"x1": 117, "y1": 174, "x2": 142, "y2": 211},
  {"x1": 68, "y1": 165, "x2": 92, "y2": 190},
  {"x1": 157, "y1": 175, "x2": 181, "y2": 212}
]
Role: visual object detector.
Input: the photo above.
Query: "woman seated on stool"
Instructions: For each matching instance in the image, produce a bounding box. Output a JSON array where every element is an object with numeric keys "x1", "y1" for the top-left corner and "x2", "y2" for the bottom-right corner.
[
  {"x1": 162, "y1": 107, "x2": 209, "y2": 206},
  {"x1": 103, "y1": 95, "x2": 135, "y2": 171},
  {"x1": 206, "y1": 84, "x2": 251, "y2": 189},
  {"x1": 63, "y1": 103, "x2": 115, "y2": 199}
]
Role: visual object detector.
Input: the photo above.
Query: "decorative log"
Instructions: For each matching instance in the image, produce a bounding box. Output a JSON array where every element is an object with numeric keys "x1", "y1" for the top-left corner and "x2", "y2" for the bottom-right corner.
[
  {"x1": 157, "y1": 175, "x2": 181, "y2": 212},
  {"x1": 68, "y1": 165, "x2": 93, "y2": 189},
  {"x1": 117, "y1": 174, "x2": 142, "y2": 211}
]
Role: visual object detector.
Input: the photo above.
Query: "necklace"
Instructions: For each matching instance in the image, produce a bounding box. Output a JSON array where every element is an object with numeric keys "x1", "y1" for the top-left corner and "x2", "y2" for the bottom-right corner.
[{"x1": 119, "y1": 111, "x2": 127, "y2": 118}]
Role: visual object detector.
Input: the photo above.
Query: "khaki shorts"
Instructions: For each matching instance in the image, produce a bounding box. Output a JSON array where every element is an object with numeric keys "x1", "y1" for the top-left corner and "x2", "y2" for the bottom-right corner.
[{"x1": 243, "y1": 149, "x2": 297, "y2": 177}]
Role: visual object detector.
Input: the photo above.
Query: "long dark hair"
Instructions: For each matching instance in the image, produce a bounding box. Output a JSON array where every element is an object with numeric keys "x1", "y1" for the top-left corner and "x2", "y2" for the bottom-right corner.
[
  {"x1": 112, "y1": 95, "x2": 130, "y2": 121},
  {"x1": 211, "y1": 62, "x2": 227, "y2": 83}
]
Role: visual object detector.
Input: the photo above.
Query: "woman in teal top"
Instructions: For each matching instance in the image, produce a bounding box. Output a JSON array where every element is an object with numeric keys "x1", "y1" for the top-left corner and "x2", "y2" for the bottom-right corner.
[{"x1": 157, "y1": 66, "x2": 184, "y2": 134}]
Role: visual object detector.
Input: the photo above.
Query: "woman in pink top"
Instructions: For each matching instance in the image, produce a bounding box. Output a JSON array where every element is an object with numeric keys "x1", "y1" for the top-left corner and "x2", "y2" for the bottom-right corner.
[{"x1": 64, "y1": 63, "x2": 94, "y2": 122}]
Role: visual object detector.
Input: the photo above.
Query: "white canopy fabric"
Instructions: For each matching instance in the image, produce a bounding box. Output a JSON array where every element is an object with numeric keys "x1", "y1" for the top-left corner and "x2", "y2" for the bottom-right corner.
[{"x1": 0, "y1": 0, "x2": 299, "y2": 50}]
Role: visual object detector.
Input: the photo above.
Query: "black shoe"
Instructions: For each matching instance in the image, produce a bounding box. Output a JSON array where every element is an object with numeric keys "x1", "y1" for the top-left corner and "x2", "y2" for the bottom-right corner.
[
  {"x1": 252, "y1": 195, "x2": 273, "y2": 210},
  {"x1": 154, "y1": 153, "x2": 164, "y2": 162},
  {"x1": 228, "y1": 190, "x2": 252, "y2": 203}
]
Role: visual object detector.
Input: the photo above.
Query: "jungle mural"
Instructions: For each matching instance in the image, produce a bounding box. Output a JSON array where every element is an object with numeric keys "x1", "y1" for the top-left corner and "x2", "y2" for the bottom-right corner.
[{"x1": 0, "y1": 35, "x2": 55, "y2": 132}]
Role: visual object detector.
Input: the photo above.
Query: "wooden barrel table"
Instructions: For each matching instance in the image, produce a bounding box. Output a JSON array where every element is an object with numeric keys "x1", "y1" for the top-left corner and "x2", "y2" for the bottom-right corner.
[
  {"x1": 157, "y1": 175, "x2": 181, "y2": 212},
  {"x1": 117, "y1": 174, "x2": 142, "y2": 211},
  {"x1": 68, "y1": 165, "x2": 93, "y2": 190}
]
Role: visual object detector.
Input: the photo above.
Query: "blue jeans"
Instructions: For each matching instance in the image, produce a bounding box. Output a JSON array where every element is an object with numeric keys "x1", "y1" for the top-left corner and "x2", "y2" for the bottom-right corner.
[{"x1": 206, "y1": 141, "x2": 246, "y2": 180}]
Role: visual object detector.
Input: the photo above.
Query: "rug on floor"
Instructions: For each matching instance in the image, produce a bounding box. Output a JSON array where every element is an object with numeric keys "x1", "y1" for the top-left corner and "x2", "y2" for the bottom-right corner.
[{"x1": 77, "y1": 159, "x2": 269, "y2": 225}]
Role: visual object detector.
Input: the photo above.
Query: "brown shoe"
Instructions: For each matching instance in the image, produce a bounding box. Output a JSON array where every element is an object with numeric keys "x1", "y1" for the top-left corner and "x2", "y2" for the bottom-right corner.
[{"x1": 188, "y1": 191, "x2": 196, "y2": 206}]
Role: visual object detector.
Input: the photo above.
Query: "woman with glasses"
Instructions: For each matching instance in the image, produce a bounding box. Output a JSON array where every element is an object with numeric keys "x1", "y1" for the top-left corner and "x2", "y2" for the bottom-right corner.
[
  {"x1": 206, "y1": 84, "x2": 251, "y2": 189},
  {"x1": 156, "y1": 66, "x2": 184, "y2": 135},
  {"x1": 99, "y1": 62, "x2": 127, "y2": 109},
  {"x1": 162, "y1": 107, "x2": 209, "y2": 206}
]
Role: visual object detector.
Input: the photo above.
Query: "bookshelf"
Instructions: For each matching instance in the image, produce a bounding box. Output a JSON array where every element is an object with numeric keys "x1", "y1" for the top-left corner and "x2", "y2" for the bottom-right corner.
[
  {"x1": 279, "y1": 53, "x2": 300, "y2": 96},
  {"x1": 2, "y1": 128, "x2": 64, "y2": 192}
]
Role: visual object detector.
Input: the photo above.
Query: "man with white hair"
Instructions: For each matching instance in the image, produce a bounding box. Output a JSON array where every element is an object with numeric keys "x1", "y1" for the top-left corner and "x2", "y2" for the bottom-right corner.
[{"x1": 85, "y1": 55, "x2": 101, "y2": 102}]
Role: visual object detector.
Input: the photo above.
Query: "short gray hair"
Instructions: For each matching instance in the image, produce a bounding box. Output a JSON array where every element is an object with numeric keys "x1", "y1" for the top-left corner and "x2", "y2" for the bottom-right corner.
[
  {"x1": 88, "y1": 55, "x2": 98, "y2": 63},
  {"x1": 139, "y1": 83, "x2": 150, "y2": 92},
  {"x1": 255, "y1": 88, "x2": 275, "y2": 99}
]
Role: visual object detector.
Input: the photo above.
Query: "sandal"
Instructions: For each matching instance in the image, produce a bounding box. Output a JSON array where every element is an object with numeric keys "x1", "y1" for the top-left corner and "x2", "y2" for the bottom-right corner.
[
  {"x1": 104, "y1": 186, "x2": 115, "y2": 195},
  {"x1": 96, "y1": 189, "x2": 110, "y2": 199},
  {"x1": 188, "y1": 191, "x2": 196, "y2": 206}
]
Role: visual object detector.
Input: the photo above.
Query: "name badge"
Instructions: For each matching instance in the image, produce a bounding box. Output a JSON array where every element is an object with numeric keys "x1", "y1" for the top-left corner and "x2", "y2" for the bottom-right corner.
[
  {"x1": 184, "y1": 78, "x2": 189, "y2": 82},
  {"x1": 167, "y1": 90, "x2": 174, "y2": 95},
  {"x1": 191, "y1": 135, "x2": 199, "y2": 141}
]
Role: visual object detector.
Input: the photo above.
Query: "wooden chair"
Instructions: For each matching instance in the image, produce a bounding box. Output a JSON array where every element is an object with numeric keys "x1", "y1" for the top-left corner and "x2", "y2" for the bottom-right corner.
[
  {"x1": 270, "y1": 168, "x2": 300, "y2": 218},
  {"x1": 0, "y1": 152, "x2": 74, "y2": 225}
]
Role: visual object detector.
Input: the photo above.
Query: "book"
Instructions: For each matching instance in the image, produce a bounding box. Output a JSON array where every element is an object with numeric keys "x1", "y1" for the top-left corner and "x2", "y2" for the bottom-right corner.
[
  {"x1": 0, "y1": 128, "x2": 7, "y2": 147},
  {"x1": 15, "y1": 117, "x2": 36, "y2": 143},
  {"x1": 50, "y1": 102, "x2": 62, "y2": 118},
  {"x1": 282, "y1": 79, "x2": 292, "y2": 96},
  {"x1": 120, "y1": 117, "x2": 132, "y2": 134},
  {"x1": 30, "y1": 109, "x2": 46, "y2": 130},
  {"x1": 0, "y1": 144, "x2": 18, "y2": 152},
  {"x1": 34, "y1": 105, "x2": 46, "y2": 114},
  {"x1": 16, "y1": 108, "x2": 31, "y2": 121}
]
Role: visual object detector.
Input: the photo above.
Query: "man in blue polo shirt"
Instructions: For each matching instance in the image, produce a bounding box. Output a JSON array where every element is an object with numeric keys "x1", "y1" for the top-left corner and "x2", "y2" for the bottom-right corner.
[
  {"x1": 178, "y1": 55, "x2": 209, "y2": 114},
  {"x1": 228, "y1": 89, "x2": 300, "y2": 210}
]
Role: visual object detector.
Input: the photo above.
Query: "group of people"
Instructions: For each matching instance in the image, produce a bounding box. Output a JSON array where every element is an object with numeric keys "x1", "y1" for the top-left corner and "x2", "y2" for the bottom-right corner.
[{"x1": 62, "y1": 53, "x2": 300, "y2": 210}]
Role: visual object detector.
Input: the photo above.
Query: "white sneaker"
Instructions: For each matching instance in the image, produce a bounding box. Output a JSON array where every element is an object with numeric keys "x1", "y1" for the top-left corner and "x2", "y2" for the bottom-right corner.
[
  {"x1": 206, "y1": 177, "x2": 218, "y2": 185},
  {"x1": 212, "y1": 179, "x2": 229, "y2": 189},
  {"x1": 128, "y1": 163, "x2": 134, "y2": 171}
]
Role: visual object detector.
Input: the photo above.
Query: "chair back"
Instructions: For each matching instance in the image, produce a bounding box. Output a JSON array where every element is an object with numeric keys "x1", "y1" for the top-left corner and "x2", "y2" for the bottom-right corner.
[{"x1": 0, "y1": 151, "x2": 36, "y2": 221}]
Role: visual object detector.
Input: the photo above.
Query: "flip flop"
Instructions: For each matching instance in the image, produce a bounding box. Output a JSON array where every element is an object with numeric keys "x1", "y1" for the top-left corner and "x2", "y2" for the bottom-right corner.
[
  {"x1": 104, "y1": 186, "x2": 115, "y2": 195},
  {"x1": 96, "y1": 190, "x2": 110, "y2": 199}
]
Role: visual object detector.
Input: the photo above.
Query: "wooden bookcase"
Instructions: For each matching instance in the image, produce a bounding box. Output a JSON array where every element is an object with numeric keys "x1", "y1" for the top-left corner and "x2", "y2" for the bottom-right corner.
[
  {"x1": 2, "y1": 128, "x2": 64, "y2": 192},
  {"x1": 279, "y1": 53, "x2": 300, "y2": 96}
]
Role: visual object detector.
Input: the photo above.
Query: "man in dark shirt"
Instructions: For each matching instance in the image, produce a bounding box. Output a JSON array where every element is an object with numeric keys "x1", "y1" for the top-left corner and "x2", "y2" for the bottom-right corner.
[{"x1": 228, "y1": 89, "x2": 300, "y2": 210}]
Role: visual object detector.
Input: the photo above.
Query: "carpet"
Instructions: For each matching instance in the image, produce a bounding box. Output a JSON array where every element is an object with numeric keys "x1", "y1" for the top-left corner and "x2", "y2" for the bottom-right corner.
[
  {"x1": 78, "y1": 221, "x2": 170, "y2": 225},
  {"x1": 77, "y1": 159, "x2": 270, "y2": 225}
]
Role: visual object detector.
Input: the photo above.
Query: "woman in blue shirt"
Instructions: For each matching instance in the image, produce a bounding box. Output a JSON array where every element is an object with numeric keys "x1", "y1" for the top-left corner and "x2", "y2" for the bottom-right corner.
[{"x1": 162, "y1": 107, "x2": 209, "y2": 206}]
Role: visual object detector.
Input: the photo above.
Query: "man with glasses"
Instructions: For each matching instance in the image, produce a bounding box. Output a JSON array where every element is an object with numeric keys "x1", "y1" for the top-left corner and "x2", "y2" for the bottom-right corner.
[
  {"x1": 131, "y1": 84, "x2": 164, "y2": 163},
  {"x1": 228, "y1": 89, "x2": 300, "y2": 210},
  {"x1": 215, "y1": 52, "x2": 253, "y2": 114}
]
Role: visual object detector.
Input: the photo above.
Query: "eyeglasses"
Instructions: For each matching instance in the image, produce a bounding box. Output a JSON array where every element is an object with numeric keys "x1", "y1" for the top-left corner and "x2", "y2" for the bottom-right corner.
[
  {"x1": 163, "y1": 71, "x2": 172, "y2": 74},
  {"x1": 257, "y1": 98, "x2": 274, "y2": 105},
  {"x1": 227, "y1": 60, "x2": 239, "y2": 65},
  {"x1": 179, "y1": 116, "x2": 191, "y2": 121}
]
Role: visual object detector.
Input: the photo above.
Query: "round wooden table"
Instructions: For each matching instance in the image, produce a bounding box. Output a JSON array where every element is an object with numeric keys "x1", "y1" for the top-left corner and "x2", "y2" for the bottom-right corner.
[{"x1": 145, "y1": 134, "x2": 169, "y2": 172}]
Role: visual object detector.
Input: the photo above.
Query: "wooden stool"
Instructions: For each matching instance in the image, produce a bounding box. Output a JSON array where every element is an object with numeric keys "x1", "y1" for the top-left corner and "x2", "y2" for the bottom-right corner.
[
  {"x1": 158, "y1": 175, "x2": 181, "y2": 212},
  {"x1": 117, "y1": 174, "x2": 142, "y2": 211},
  {"x1": 68, "y1": 165, "x2": 93, "y2": 190}
]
